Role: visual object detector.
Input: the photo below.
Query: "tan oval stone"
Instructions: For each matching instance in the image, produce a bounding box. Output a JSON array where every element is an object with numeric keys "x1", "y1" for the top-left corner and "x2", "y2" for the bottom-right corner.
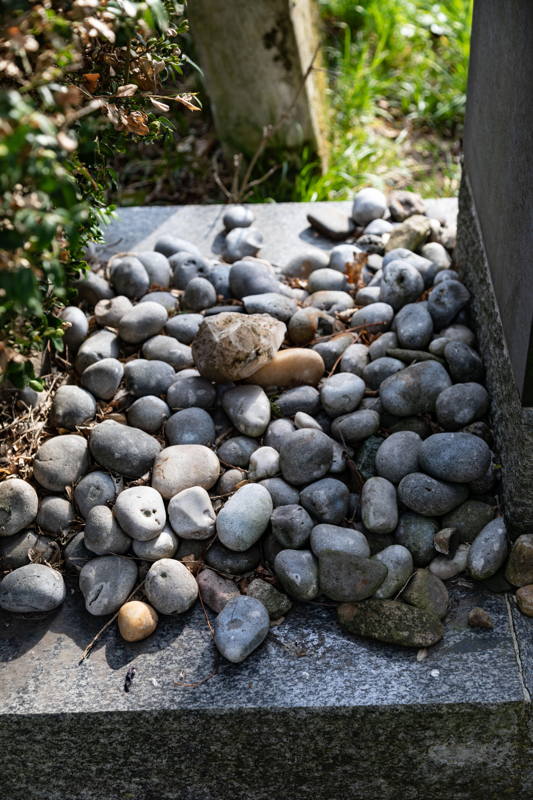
[
  {"x1": 118, "y1": 600, "x2": 158, "y2": 642},
  {"x1": 151, "y1": 444, "x2": 220, "y2": 499},
  {"x1": 246, "y1": 348, "x2": 325, "y2": 388},
  {"x1": 516, "y1": 585, "x2": 533, "y2": 617}
]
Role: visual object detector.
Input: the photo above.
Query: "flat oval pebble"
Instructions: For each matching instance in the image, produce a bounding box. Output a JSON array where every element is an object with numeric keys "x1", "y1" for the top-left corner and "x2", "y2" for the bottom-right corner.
[
  {"x1": 361, "y1": 477, "x2": 398, "y2": 534},
  {"x1": 375, "y1": 431, "x2": 421, "y2": 484},
  {"x1": 137, "y1": 251, "x2": 172, "y2": 287},
  {"x1": 79, "y1": 555, "x2": 138, "y2": 616},
  {"x1": 34, "y1": 434, "x2": 89, "y2": 491},
  {"x1": 351, "y1": 303, "x2": 394, "y2": 333},
  {"x1": 94, "y1": 295, "x2": 133, "y2": 327},
  {"x1": 0, "y1": 564, "x2": 66, "y2": 613},
  {"x1": 242, "y1": 292, "x2": 297, "y2": 322},
  {"x1": 110, "y1": 256, "x2": 149, "y2": 299},
  {"x1": 168, "y1": 486, "x2": 216, "y2": 540},
  {"x1": 394, "y1": 303, "x2": 433, "y2": 349},
  {"x1": 142, "y1": 335, "x2": 193, "y2": 370},
  {"x1": 435, "y1": 382, "x2": 489, "y2": 430},
  {"x1": 165, "y1": 407, "x2": 215, "y2": 446},
  {"x1": 167, "y1": 376, "x2": 216, "y2": 410},
  {"x1": 81, "y1": 358, "x2": 124, "y2": 401},
  {"x1": 0, "y1": 479, "x2": 38, "y2": 537},
  {"x1": 214, "y1": 595, "x2": 270, "y2": 663},
  {"x1": 151, "y1": 444, "x2": 220, "y2": 499},
  {"x1": 90, "y1": 420, "x2": 161, "y2": 478},
  {"x1": 51, "y1": 385, "x2": 96, "y2": 429},
  {"x1": 124, "y1": 359, "x2": 176, "y2": 398},
  {"x1": 118, "y1": 302, "x2": 168, "y2": 344},
  {"x1": 247, "y1": 349, "x2": 325, "y2": 388},
  {"x1": 427, "y1": 279, "x2": 470, "y2": 328},
  {"x1": 380, "y1": 361, "x2": 451, "y2": 416},
  {"x1": 330, "y1": 409, "x2": 380, "y2": 445},
  {"x1": 398, "y1": 472, "x2": 468, "y2": 516},
  {"x1": 467, "y1": 518, "x2": 508, "y2": 580},
  {"x1": 419, "y1": 432, "x2": 491, "y2": 483},
  {"x1": 217, "y1": 484, "x2": 273, "y2": 552},
  {"x1": 127, "y1": 396, "x2": 170, "y2": 434},
  {"x1": 320, "y1": 372, "x2": 365, "y2": 417},
  {"x1": 144, "y1": 558, "x2": 198, "y2": 615},
  {"x1": 259, "y1": 477, "x2": 300, "y2": 507}
]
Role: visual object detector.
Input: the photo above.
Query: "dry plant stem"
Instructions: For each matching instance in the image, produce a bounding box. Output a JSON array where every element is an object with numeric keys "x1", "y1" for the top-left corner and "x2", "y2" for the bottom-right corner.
[{"x1": 78, "y1": 579, "x2": 146, "y2": 665}]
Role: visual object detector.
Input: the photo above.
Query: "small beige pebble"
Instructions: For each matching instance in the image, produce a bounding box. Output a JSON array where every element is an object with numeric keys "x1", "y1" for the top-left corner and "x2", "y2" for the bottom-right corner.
[
  {"x1": 467, "y1": 606, "x2": 493, "y2": 630},
  {"x1": 516, "y1": 585, "x2": 533, "y2": 617},
  {"x1": 118, "y1": 600, "x2": 158, "y2": 642}
]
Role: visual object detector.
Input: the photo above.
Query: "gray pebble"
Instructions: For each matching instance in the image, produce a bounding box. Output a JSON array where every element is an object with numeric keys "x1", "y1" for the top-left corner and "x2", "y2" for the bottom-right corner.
[
  {"x1": 444, "y1": 341, "x2": 484, "y2": 383},
  {"x1": 380, "y1": 361, "x2": 451, "y2": 416},
  {"x1": 398, "y1": 473, "x2": 468, "y2": 516},
  {"x1": 351, "y1": 302, "x2": 394, "y2": 333},
  {"x1": 361, "y1": 476, "x2": 398, "y2": 534},
  {"x1": 246, "y1": 577, "x2": 292, "y2": 620},
  {"x1": 440, "y1": 323, "x2": 475, "y2": 346},
  {"x1": 214, "y1": 595, "x2": 269, "y2": 663},
  {"x1": 259, "y1": 478, "x2": 299, "y2": 507},
  {"x1": 84, "y1": 505, "x2": 131, "y2": 555},
  {"x1": 294, "y1": 411, "x2": 322, "y2": 431},
  {"x1": 34, "y1": 435, "x2": 89, "y2": 491},
  {"x1": 216, "y1": 469, "x2": 246, "y2": 495},
  {"x1": 436, "y1": 382, "x2": 489, "y2": 430},
  {"x1": 168, "y1": 486, "x2": 215, "y2": 540},
  {"x1": 61, "y1": 306, "x2": 88, "y2": 349},
  {"x1": 154, "y1": 235, "x2": 201, "y2": 259},
  {"x1": 51, "y1": 385, "x2": 96, "y2": 429},
  {"x1": 166, "y1": 407, "x2": 215, "y2": 446},
  {"x1": 142, "y1": 335, "x2": 193, "y2": 370},
  {"x1": 144, "y1": 558, "x2": 198, "y2": 614},
  {"x1": 207, "y1": 262, "x2": 232, "y2": 298},
  {"x1": 380, "y1": 260, "x2": 424, "y2": 309},
  {"x1": 0, "y1": 530, "x2": 54, "y2": 571},
  {"x1": 264, "y1": 418, "x2": 295, "y2": 450},
  {"x1": 355, "y1": 286, "x2": 381, "y2": 305},
  {"x1": 74, "y1": 470, "x2": 119, "y2": 518},
  {"x1": 427, "y1": 279, "x2": 470, "y2": 328},
  {"x1": 118, "y1": 302, "x2": 168, "y2": 344},
  {"x1": 308, "y1": 268, "x2": 347, "y2": 293},
  {"x1": 114, "y1": 486, "x2": 166, "y2": 541},
  {"x1": 375, "y1": 431, "x2": 421, "y2": 484},
  {"x1": 0, "y1": 478, "x2": 38, "y2": 537},
  {"x1": 229, "y1": 259, "x2": 279, "y2": 297},
  {"x1": 320, "y1": 372, "x2": 365, "y2": 417},
  {"x1": 395, "y1": 512, "x2": 438, "y2": 566},
  {"x1": 137, "y1": 251, "x2": 172, "y2": 288},
  {"x1": 165, "y1": 313, "x2": 203, "y2": 344},
  {"x1": 218, "y1": 436, "x2": 258, "y2": 467},
  {"x1": 63, "y1": 532, "x2": 92, "y2": 572},
  {"x1": 393, "y1": 303, "x2": 433, "y2": 349},
  {"x1": 429, "y1": 543, "x2": 470, "y2": 580},
  {"x1": 467, "y1": 518, "x2": 508, "y2": 580},
  {"x1": 110, "y1": 256, "x2": 149, "y2": 299},
  {"x1": 304, "y1": 290, "x2": 354, "y2": 313},
  {"x1": 364, "y1": 218, "x2": 393, "y2": 235},
  {"x1": 318, "y1": 550, "x2": 387, "y2": 601},
  {"x1": 441, "y1": 499, "x2": 495, "y2": 544},
  {"x1": 79, "y1": 555, "x2": 137, "y2": 615},
  {"x1": 184, "y1": 276, "x2": 217, "y2": 311},
  {"x1": 274, "y1": 549, "x2": 319, "y2": 600},
  {"x1": 312, "y1": 334, "x2": 353, "y2": 370},
  {"x1": 94, "y1": 295, "x2": 133, "y2": 327},
  {"x1": 310, "y1": 524, "x2": 369, "y2": 558},
  {"x1": 242, "y1": 292, "x2": 297, "y2": 322},
  {"x1": 283, "y1": 249, "x2": 329, "y2": 278},
  {"x1": 151, "y1": 444, "x2": 220, "y2": 499},
  {"x1": 36, "y1": 496, "x2": 75, "y2": 534},
  {"x1": 206, "y1": 541, "x2": 261, "y2": 575},
  {"x1": 167, "y1": 376, "x2": 216, "y2": 410},
  {"x1": 170, "y1": 252, "x2": 211, "y2": 289},
  {"x1": 299, "y1": 478, "x2": 349, "y2": 524},
  {"x1": 221, "y1": 385, "x2": 271, "y2": 437},
  {"x1": 248, "y1": 446, "x2": 279, "y2": 481},
  {"x1": 140, "y1": 291, "x2": 178, "y2": 312},
  {"x1": 363, "y1": 356, "x2": 404, "y2": 390},
  {"x1": 372, "y1": 544, "x2": 413, "y2": 598},
  {"x1": 276, "y1": 386, "x2": 320, "y2": 417},
  {"x1": 368, "y1": 332, "x2": 398, "y2": 362},
  {"x1": 340, "y1": 343, "x2": 369, "y2": 376},
  {"x1": 127, "y1": 396, "x2": 170, "y2": 433},
  {"x1": 223, "y1": 227, "x2": 264, "y2": 263},
  {"x1": 89, "y1": 419, "x2": 161, "y2": 478},
  {"x1": 433, "y1": 269, "x2": 460, "y2": 285},
  {"x1": 217, "y1": 484, "x2": 273, "y2": 551},
  {"x1": 329, "y1": 243, "x2": 363, "y2": 272},
  {"x1": 271, "y1": 504, "x2": 314, "y2": 549},
  {"x1": 352, "y1": 187, "x2": 387, "y2": 225},
  {"x1": 0, "y1": 564, "x2": 66, "y2": 613},
  {"x1": 421, "y1": 241, "x2": 452, "y2": 269},
  {"x1": 124, "y1": 358, "x2": 176, "y2": 398},
  {"x1": 75, "y1": 329, "x2": 120, "y2": 374},
  {"x1": 331, "y1": 409, "x2": 380, "y2": 445},
  {"x1": 279, "y1": 429, "x2": 333, "y2": 486},
  {"x1": 75, "y1": 271, "x2": 113, "y2": 305},
  {"x1": 81, "y1": 358, "x2": 123, "y2": 400},
  {"x1": 419, "y1": 432, "x2": 491, "y2": 483},
  {"x1": 223, "y1": 205, "x2": 254, "y2": 231}
]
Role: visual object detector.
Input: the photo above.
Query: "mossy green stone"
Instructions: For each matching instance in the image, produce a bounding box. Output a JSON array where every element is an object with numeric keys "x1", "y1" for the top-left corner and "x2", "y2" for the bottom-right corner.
[{"x1": 338, "y1": 598, "x2": 444, "y2": 647}]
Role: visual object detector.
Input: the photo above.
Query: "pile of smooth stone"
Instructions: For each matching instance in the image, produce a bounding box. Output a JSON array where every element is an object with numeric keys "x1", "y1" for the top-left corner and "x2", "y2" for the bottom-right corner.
[{"x1": 1, "y1": 187, "x2": 532, "y2": 664}]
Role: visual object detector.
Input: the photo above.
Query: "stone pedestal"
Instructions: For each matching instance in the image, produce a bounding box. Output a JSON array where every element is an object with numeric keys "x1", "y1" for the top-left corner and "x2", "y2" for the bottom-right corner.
[{"x1": 187, "y1": 0, "x2": 328, "y2": 165}]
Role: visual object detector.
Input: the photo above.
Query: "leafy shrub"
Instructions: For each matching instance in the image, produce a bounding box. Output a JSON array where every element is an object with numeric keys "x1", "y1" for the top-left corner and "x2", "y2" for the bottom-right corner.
[{"x1": 0, "y1": 0, "x2": 196, "y2": 388}]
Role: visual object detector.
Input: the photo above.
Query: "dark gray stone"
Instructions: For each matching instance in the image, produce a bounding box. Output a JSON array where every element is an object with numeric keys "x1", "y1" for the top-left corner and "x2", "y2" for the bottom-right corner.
[
  {"x1": 351, "y1": 303, "x2": 394, "y2": 333},
  {"x1": 127, "y1": 396, "x2": 170, "y2": 434},
  {"x1": 74, "y1": 271, "x2": 113, "y2": 305},
  {"x1": 398, "y1": 473, "x2": 468, "y2": 517},
  {"x1": 80, "y1": 555, "x2": 138, "y2": 616},
  {"x1": 467, "y1": 518, "x2": 508, "y2": 580},
  {"x1": 75, "y1": 330, "x2": 121, "y2": 374},
  {"x1": 214, "y1": 595, "x2": 270, "y2": 663},
  {"x1": 166, "y1": 407, "x2": 215, "y2": 446},
  {"x1": 145, "y1": 558, "x2": 198, "y2": 615},
  {"x1": 165, "y1": 313, "x2": 203, "y2": 344},
  {"x1": 84, "y1": 506, "x2": 130, "y2": 555},
  {"x1": 183, "y1": 276, "x2": 217, "y2": 311},
  {"x1": 0, "y1": 530, "x2": 54, "y2": 571},
  {"x1": 167, "y1": 376, "x2": 216, "y2": 410},
  {"x1": 246, "y1": 578, "x2": 292, "y2": 620},
  {"x1": 373, "y1": 544, "x2": 414, "y2": 599},
  {"x1": 361, "y1": 477, "x2": 398, "y2": 534},
  {"x1": 124, "y1": 359, "x2": 176, "y2": 398},
  {"x1": 89, "y1": 420, "x2": 161, "y2": 478},
  {"x1": 142, "y1": 336, "x2": 193, "y2": 370},
  {"x1": 299, "y1": 478, "x2": 350, "y2": 524},
  {"x1": 274, "y1": 549, "x2": 319, "y2": 601},
  {"x1": 60, "y1": 306, "x2": 88, "y2": 350},
  {"x1": 110, "y1": 256, "x2": 149, "y2": 299},
  {"x1": 395, "y1": 512, "x2": 438, "y2": 566},
  {"x1": 170, "y1": 252, "x2": 211, "y2": 289},
  {"x1": 307, "y1": 207, "x2": 355, "y2": 240},
  {"x1": 312, "y1": 334, "x2": 353, "y2": 370},
  {"x1": 33, "y1": 435, "x2": 89, "y2": 491},
  {"x1": 155, "y1": 234, "x2": 201, "y2": 259},
  {"x1": 264, "y1": 418, "x2": 296, "y2": 450},
  {"x1": 94, "y1": 295, "x2": 132, "y2": 327},
  {"x1": 363, "y1": 356, "x2": 404, "y2": 390},
  {"x1": 218, "y1": 436, "x2": 258, "y2": 467},
  {"x1": 271, "y1": 504, "x2": 314, "y2": 549},
  {"x1": 36, "y1": 496, "x2": 75, "y2": 534},
  {"x1": 444, "y1": 341, "x2": 484, "y2": 383},
  {"x1": 436, "y1": 382, "x2": 489, "y2": 430},
  {"x1": 74, "y1": 470, "x2": 119, "y2": 519},
  {"x1": 379, "y1": 260, "x2": 424, "y2": 310},
  {"x1": 223, "y1": 205, "x2": 254, "y2": 231},
  {"x1": 375, "y1": 431, "x2": 421, "y2": 484},
  {"x1": 80, "y1": 358, "x2": 124, "y2": 401},
  {"x1": 394, "y1": 303, "x2": 434, "y2": 349},
  {"x1": 330, "y1": 409, "x2": 380, "y2": 446},
  {"x1": 320, "y1": 372, "x2": 365, "y2": 417},
  {"x1": 427, "y1": 280, "x2": 470, "y2": 329},
  {"x1": 380, "y1": 361, "x2": 451, "y2": 416},
  {"x1": 205, "y1": 540, "x2": 261, "y2": 575},
  {"x1": 0, "y1": 479, "x2": 38, "y2": 537},
  {"x1": 279, "y1": 429, "x2": 333, "y2": 486},
  {"x1": 419, "y1": 432, "x2": 491, "y2": 483},
  {"x1": 276, "y1": 386, "x2": 320, "y2": 417},
  {"x1": 51, "y1": 385, "x2": 96, "y2": 429},
  {"x1": 242, "y1": 292, "x2": 297, "y2": 322},
  {"x1": 259, "y1": 478, "x2": 300, "y2": 508},
  {"x1": 140, "y1": 291, "x2": 178, "y2": 312},
  {"x1": 118, "y1": 302, "x2": 168, "y2": 344},
  {"x1": 0, "y1": 564, "x2": 66, "y2": 613}
]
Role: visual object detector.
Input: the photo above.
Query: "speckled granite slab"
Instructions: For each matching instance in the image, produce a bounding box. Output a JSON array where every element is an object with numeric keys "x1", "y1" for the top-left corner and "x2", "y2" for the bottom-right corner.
[{"x1": 1, "y1": 201, "x2": 532, "y2": 800}]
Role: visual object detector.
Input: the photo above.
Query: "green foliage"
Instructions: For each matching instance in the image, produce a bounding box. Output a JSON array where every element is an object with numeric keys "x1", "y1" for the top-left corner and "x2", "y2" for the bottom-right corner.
[{"x1": 0, "y1": 0, "x2": 194, "y2": 385}]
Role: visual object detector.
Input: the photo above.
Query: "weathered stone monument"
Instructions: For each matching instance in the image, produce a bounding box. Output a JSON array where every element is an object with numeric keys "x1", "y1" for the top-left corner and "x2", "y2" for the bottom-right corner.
[
  {"x1": 188, "y1": 0, "x2": 328, "y2": 165},
  {"x1": 456, "y1": 0, "x2": 533, "y2": 534}
]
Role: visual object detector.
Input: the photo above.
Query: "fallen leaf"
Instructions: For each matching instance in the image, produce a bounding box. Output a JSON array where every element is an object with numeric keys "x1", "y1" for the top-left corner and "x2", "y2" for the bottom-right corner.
[
  {"x1": 83, "y1": 72, "x2": 100, "y2": 92},
  {"x1": 150, "y1": 97, "x2": 170, "y2": 112},
  {"x1": 116, "y1": 83, "x2": 138, "y2": 97},
  {"x1": 174, "y1": 93, "x2": 201, "y2": 111}
]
